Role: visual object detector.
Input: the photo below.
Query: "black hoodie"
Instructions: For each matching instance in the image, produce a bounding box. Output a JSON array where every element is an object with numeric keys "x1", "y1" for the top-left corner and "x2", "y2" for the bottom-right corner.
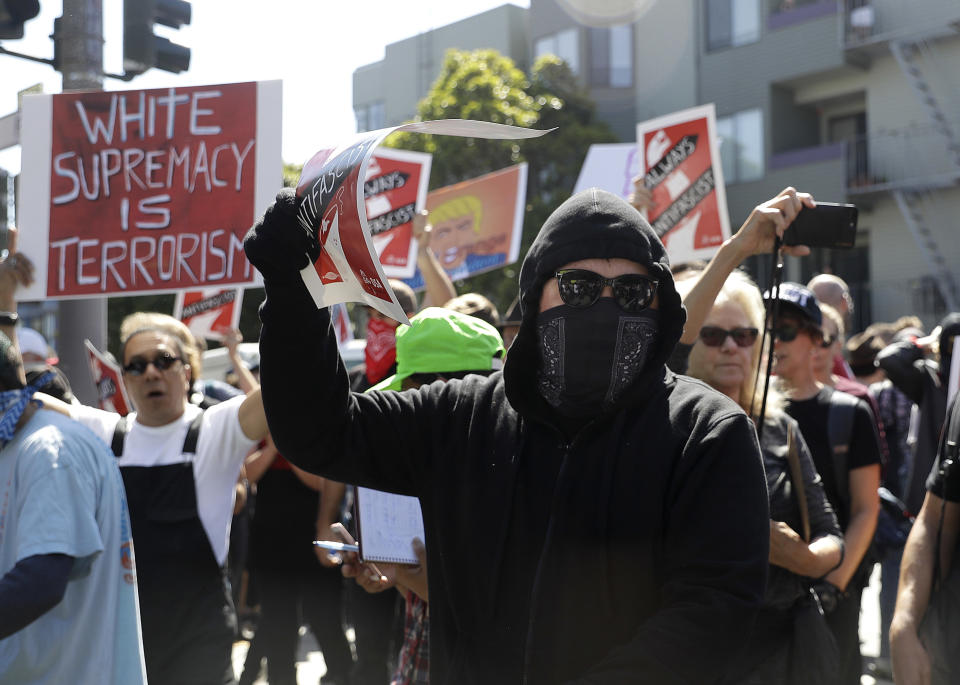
[{"x1": 248, "y1": 188, "x2": 770, "y2": 684}]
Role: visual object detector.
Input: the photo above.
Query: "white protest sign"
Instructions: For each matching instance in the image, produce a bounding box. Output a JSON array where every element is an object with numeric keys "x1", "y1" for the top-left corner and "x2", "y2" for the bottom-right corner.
[
  {"x1": 295, "y1": 120, "x2": 552, "y2": 324},
  {"x1": 573, "y1": 143, "x2": 640, "y2": 201}
]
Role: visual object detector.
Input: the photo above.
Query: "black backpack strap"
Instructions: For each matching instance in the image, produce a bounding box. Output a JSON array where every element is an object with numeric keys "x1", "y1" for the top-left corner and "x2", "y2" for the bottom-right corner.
[
  {"x1": 182, "y1": 410, "x2": 204, "y2": 455},
  {"x1": 826, "y1": 386, "x2": 859, "y2": 499},
  {"x1": 111, "y1": 415, "x2": 130, "y2": 458}
]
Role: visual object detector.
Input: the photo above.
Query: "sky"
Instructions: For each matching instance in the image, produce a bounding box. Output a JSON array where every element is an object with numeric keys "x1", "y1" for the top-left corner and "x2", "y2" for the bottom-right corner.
[{"x1": 0, "y1": 0, "x2": 530, "y2": 173}]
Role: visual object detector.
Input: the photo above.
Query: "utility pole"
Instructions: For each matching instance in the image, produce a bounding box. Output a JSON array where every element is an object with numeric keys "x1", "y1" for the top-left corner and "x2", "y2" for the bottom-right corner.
[{"x1": 54, "y1": 0, "x2": 106, "y2": 404}]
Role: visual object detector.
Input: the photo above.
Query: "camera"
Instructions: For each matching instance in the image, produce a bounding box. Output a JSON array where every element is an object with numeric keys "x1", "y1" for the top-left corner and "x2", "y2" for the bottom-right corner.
[{"x1": 783, "y1": 202, "x2": 858, "y2": 249}]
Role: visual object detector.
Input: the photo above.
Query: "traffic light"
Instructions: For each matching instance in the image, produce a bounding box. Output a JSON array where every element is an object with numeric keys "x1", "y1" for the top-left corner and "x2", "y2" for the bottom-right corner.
[
  {"x1": 0, "y1": 0, "x2": 40, "y2": 39},
  {"x1": 123, "y1": 0, "x2": 191, "y2": 76}
]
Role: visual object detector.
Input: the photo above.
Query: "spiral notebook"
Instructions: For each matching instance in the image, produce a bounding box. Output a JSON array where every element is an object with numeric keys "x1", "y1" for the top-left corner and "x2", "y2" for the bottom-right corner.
[{"x1": 354, "y1": 487, "x2": 425, "y2": 564}]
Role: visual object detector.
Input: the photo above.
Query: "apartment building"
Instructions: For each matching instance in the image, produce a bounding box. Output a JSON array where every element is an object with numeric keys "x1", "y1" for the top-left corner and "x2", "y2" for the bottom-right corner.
[
  {"x1": 352, "y1": 4, "x2": 530, "y2": 132},
  {"x1": 533, "y1": 0, "x2": 960, "y2": 329},
  {"x1": 354, "y1": 0, "x2": 960, "y2": 328}
]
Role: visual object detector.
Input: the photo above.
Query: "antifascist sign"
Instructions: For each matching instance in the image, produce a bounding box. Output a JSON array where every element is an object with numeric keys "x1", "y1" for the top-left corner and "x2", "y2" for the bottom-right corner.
[
  {"x1": 296, "y1": 120, "x2": 551, "y2": 324},
  {"x1": 18, "y1": 81, "x2": 282, "y2": 299},
  {"x1": 404, "y1": 163, "x2": 528, "y2": 290},
  {"x1": 85, "y1": 339, "x2": 132, "y2": 415},
  {"x1": 365, "y1": 149, "x2": 431, "y2": 279},
  {"x1": 636, "y1": 104, "x2": 731, "y2": 265},
  {"x1": 174, "y1": 287, "x2": 244, "y2": 342}
]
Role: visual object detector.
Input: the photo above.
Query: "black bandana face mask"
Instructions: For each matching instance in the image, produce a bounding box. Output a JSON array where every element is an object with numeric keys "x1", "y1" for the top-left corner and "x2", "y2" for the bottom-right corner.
[{"x1": 536, "y1": 298, "x2": 660, "y2": 419}]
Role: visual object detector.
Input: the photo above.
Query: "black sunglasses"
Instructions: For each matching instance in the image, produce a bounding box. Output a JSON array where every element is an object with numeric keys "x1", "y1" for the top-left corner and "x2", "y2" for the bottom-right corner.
[
  {"x1": 554, "y1": 269, "x2": 658, "y2": 313},
  {"x1": 699, "y1": 326, "x2": 759, "y2": 348},
  {"x1": 123, "y1": 352, "x2": 183, "y2": 376},
  {"x1": 773, "y1": 320, "x2": 821, "y2": 343}
]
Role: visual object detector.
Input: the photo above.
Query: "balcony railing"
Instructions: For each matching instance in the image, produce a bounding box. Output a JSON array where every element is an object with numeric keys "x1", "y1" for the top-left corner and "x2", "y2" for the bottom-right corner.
[
  {"x1": 846, "y1": 124, "x2": 960, "y2": 192},
  {"x1": 771, "y1": 123, "x2": 960, "y2": 193},
  {"x1": 767, "y1": 0, "x2": 838, "y2": 31},
  {"x1": 843, "y1": 0, "x2": 960, "y2": 46}
]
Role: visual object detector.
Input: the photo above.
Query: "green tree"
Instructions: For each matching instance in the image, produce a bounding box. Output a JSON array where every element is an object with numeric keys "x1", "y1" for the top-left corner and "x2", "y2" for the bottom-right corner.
[{"x1": 385, "y1": 49, "x2": 617, "y2": 313}]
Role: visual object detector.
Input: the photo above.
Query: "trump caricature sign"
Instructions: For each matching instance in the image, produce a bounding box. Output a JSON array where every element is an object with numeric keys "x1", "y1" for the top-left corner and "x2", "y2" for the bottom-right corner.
[
  {"x1": 636, "y1": 104, "x2": 731, "y2": 265},
  {"x1": 18, "y1": 81, "x2": 281, "y2": 300}
]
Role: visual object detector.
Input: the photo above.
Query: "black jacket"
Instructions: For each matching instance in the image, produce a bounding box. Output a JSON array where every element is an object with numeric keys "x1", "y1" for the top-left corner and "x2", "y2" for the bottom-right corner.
[
  {"x1": 877, "y1": 340, "x2": 947, "y2": 514},
  {"x1": 252, "y1": 189, "x2": 770, "y2": 684}
]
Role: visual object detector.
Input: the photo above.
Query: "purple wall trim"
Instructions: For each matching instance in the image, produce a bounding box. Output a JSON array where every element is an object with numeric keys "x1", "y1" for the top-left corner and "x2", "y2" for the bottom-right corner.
[
  {"x1": 769, "y1": 142, "x2": 845, "y2": 170},
  {"x1": 767, "y1": 1, "x2": 838, "y2": 31}
]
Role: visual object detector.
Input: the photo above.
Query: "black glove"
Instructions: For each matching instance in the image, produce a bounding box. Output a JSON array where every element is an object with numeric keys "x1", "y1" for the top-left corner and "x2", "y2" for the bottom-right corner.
[{"x1": 243, "y1": 188, "x2": 313, "y2": 285}]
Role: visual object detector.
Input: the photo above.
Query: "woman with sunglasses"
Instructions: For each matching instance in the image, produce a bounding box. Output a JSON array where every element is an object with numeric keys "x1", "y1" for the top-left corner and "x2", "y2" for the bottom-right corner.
[
  {"x1": 674, "y1": 268, "x2": 844, "y2": 683},
  {"x1": 656, "y1": 186, "x2": 850, "y2": 682}
]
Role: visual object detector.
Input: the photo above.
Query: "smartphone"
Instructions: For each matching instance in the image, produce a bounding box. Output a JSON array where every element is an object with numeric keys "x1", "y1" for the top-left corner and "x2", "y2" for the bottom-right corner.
[{"x1": 783, "y1": 203, "x2": 858, "y2": 249}]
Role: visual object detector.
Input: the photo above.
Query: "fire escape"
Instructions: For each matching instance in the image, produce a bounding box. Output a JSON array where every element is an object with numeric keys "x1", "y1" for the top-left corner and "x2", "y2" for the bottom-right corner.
[
  {"x1": 843, "y1": 1, "x2": 960, "y2": 314},
  {"x1": 889, "y1": 36, "x2": 960, "y2": 311}
]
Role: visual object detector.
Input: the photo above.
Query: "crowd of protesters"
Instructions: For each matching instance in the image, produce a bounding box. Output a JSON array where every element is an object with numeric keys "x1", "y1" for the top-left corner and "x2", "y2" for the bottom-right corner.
[{"x1": 1, "y1": 179, "x2": 960, "y2": 685}]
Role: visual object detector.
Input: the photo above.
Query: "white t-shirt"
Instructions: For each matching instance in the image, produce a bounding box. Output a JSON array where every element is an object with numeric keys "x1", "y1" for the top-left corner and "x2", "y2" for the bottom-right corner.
[
  {"x1": 71, "y1": 395, "x2": 256, "y2": 565},
  {"x1": 0, "y1": 409, "x2": 147, "y2": 685}
]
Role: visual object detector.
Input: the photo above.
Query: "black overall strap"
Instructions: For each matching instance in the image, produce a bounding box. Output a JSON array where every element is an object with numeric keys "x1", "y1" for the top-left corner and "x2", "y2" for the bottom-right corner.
[
  {"x1": 112, "y1": 415, "x2": 130, "y2": 458},
  {"x1": 111, "y1": 411, "x2": 204, "y2": 458},
  {"x1": 182, "y1": 410, "x2": 204, "y2": 454}
]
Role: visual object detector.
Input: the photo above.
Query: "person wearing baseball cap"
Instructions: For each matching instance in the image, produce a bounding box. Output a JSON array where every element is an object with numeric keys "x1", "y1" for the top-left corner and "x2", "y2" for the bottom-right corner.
[{"x1": 768, "y1": 282, "x2": 882, "y2": 685}]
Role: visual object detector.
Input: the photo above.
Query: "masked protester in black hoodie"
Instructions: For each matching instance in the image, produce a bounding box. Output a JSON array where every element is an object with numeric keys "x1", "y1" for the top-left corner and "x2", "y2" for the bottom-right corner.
[{"x1": 245, "y1": 187, "x2": 770, "y2": 684}]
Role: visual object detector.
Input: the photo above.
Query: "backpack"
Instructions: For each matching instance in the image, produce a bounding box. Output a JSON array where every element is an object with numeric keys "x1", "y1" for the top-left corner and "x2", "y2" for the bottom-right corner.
[
  {"x1": 825, "y1": 386, "x2": 859, "y2": 505},
  {"x1": 825, "y1": 386, "x2": 884, "y2": 575}
]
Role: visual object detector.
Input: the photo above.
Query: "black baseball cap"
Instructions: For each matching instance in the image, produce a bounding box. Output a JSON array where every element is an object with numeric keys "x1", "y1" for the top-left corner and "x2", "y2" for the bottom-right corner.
[{"x1": 764, "y1": 282, "x2": 822, "y2": 327}]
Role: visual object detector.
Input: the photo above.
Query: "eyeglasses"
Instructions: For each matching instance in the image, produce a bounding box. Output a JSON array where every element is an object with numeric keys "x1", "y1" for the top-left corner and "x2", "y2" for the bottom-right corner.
[
  {"x1": 699, "y1": 326, "x2": 759, "y2": 348},
  {"x1": 773, "y1": 321, "x2": 820, "y2": 343},
  {"x1": 554, "y1": 269, "x2": 658, "y2": 313},
  {"x1": 123, "y1": 352, "x2": 183, "y2": 376}
]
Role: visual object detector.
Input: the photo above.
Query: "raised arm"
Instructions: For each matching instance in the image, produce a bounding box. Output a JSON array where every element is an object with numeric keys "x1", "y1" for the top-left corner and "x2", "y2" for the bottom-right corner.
[
  {"x1": 671, "y1": 187, "x2": 814, "y2": 344},
  {"x1": 413, "y1": 209, "x2": 457, "y2": 308},
  {"x1": 224, "y1": 327, "x2": 258, "y2": 394},
  {"x1": 243, "y1": 189, "x2": 444, "y2": 495},
  {"x1": 0, "y1": 227, "x2": 35, "y2": 365}
]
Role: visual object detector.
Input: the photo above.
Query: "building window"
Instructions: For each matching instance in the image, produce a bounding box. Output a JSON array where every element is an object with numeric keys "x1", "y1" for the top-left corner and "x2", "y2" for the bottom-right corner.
[
  {"x1": 716, "y1": 108, "x2": 764, "y2": 183},
  {"x1": 706, "y1": 0, "x2": 760, "y2": 51},
  {"x1": 354, "y1": 107, "x2": 368, "y2": 133},
  {"x1": 368, "y1": 102, "x2": 385, "y2": 131},
  {"x1": 589, "y1": 24, "x2": 633, "y2": 87},
  {"x1": 354, "y1": 101, "x2": 386, "y2": 133},
  {"x1": 535, "y1": 28, "x2": 580, "y2": 74}
]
